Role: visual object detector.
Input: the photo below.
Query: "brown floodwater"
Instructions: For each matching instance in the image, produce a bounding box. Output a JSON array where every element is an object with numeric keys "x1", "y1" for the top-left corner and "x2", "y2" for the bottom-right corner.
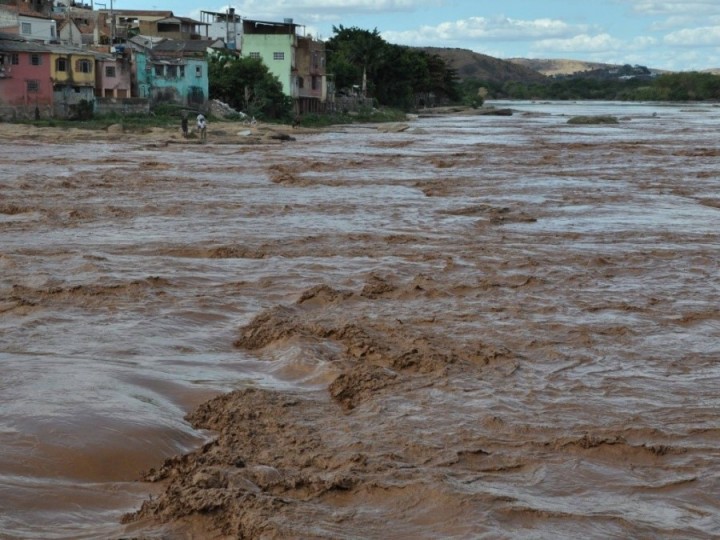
[{"x1": 1, "y1": 102, "x2": 719, "y2": 539}]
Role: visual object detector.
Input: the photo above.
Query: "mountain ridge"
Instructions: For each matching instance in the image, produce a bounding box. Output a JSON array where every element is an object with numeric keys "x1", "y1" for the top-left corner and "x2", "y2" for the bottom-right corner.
[{"x1": 418, "y1": 47, "x2": 546, "y2": 83}]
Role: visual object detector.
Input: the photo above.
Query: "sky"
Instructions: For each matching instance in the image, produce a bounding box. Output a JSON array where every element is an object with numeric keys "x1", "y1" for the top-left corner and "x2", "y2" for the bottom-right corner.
[{"x1": 113, "y1": 0, "x2": 720, "y2": 71}]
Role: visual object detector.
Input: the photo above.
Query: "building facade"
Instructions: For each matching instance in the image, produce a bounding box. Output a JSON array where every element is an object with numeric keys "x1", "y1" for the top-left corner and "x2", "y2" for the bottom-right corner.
[
  {"x1": 295, "y1": 34, "x2": 326, "y2": 114},
  {"x1": 132, "y1": 40, "x2": 209, "y2": 108},
  {"x1": 241, "y1": 19, "x2": 298, "y2": 98},
  {"x1": 95, "y1": 50, "x2": 132, "y2": 98},
  {"x1": 50, "y1": 45, "x2": 97, "y2": 116},
  {"x1": 0, "y1": 6, "x2": 57, "y2": 42},
  {"x1": 0, "y1": 36, "x2": 53, "y2": 118},
  {"x1": 200, "y1": 9, "x2": 241, "y2": 49}
]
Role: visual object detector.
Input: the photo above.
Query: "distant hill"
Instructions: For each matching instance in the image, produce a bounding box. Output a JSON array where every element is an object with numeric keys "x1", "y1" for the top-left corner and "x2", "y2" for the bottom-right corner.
[
  {"x1": 418, "y1": 47, "x2": 546, "y2": 84},
  {"x1": 508, "y1": 58, "x2": 670, "y2": 77},
  {"x1": 508, "y1": 58, "x2": 616, "y2": 77}
]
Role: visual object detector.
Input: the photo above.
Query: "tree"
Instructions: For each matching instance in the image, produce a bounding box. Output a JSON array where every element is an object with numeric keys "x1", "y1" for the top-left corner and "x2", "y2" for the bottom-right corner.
[
  {"x1": 327, "y1": 25, "x2": 386, "y2": 96},
  {"x1": 208, "y1": 53, "x2": 292, "y2": 120},
  {"x1": 326, "y1": 26, "x2": 460, "y2": 109}
]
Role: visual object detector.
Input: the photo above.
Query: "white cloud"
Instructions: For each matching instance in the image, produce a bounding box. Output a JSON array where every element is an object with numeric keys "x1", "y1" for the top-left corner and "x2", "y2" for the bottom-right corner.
[
  {"x1": 620, "y1": 0, "x2": 720, "y2": 16},
  {"x1": 188, "y1": 0, "x2": 440, "y2": 21},
  {"x1": 664, "y1": 25, "x2": 720, "y2": 46},
  {"x1": 531, "y1": 33, "x2": 622, "y2": 54},
  {"x1": 382, "y1": 16, "x2": 586, "y2": 46}
]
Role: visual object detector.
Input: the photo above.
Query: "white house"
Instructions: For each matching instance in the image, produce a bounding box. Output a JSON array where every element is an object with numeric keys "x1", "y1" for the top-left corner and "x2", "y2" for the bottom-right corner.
[{"x1": 0, "y1": 6, "x2": 57, "y2": 42}]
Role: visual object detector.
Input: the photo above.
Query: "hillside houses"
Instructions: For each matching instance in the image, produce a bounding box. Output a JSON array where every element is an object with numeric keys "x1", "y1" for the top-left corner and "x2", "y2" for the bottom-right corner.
[{"x1": 0, "y1": 0, "x2": 328, "y2": 120}]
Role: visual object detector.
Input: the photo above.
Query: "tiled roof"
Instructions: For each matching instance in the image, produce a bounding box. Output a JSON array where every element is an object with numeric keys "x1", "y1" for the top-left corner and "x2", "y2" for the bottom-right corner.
[{"x1": 152, "y1": 39, "x2": 212, "y2": 54}]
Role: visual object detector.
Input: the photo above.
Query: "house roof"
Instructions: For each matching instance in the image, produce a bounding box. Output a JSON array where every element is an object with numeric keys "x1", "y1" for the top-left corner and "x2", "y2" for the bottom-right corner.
[
  {"x1": 155, "y1": 16, "x2": 207, "y2": 27},
  {"x1": 99, "y1": 9, "x2": 172, "y2": 20},
  {"x1": 152, "y1": 39, "x2": 212, "y2": 54},
  {"x1": 0, "y1": 5, "x2": 53, "y2": 20},
  {"x1": 127, "y1": 34, "x2": 166, "y2": 50},
  {"x1": 0, "y1": 31, "x2": 26, "y2": 41},
  {"x1": 243, "y1": 19, "x2": 300, "y2": 29},
  {"x1": 46, "y1": 43, "x2": 102, "y2": 56},
  {"x1": 0, "y1": 37, "x2": 49, "y2": 52}
]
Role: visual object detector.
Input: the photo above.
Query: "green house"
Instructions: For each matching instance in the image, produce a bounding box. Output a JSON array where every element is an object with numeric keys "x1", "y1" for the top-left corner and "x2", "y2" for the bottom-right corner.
[{"x1": 240, "y1": 19, "x2": 299, "y2": 98}]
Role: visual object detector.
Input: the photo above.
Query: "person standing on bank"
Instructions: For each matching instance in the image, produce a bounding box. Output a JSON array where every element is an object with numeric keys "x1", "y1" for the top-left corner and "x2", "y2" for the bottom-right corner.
[
  {"x1": 181, "y1": 113, "x2": 188, "y2": 138},
  {"x1": 196, "y1": 113, "x2": 207, "y2": 143}
]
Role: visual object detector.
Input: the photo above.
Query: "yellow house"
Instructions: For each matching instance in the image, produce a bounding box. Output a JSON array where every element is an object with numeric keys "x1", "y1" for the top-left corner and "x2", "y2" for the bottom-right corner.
[
  {"x1": 50, "y1": 49, "x2": 96, "y2": 86},
  {"x1": 49, "y1": 46, "x2": 97, "y2": 116}
]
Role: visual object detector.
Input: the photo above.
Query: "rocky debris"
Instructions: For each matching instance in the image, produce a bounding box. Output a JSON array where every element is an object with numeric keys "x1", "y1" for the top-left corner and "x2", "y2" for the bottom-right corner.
[
  {"x1": 377, "y1": 123, "x2": 411, "y2": 133},
  {"x1": 567, "y1": 115, "x2": 619, "y2": 125},
  {"x1": 209, "y1": 99, "x2": 247, "y2": 120}
]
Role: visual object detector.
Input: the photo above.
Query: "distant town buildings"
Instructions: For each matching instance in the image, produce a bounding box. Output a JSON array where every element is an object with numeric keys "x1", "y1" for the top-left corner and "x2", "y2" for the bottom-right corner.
[{"x1": 0, "y1": 0, "x2": 327, "y2": 119}]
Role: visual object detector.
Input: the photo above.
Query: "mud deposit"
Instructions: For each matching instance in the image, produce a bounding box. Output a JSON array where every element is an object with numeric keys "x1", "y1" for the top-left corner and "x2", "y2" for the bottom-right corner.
[{"x1": 1, "y1": 102, "x2": 719, "y2": 539}]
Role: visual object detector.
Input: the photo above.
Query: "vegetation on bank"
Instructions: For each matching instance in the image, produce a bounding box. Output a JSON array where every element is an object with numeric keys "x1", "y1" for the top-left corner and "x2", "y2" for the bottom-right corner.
[
  {"x1": 12, "y1": 102, "x2": 407, "y2": 131},
  {"x1": 465, "y1": 72, "x2": 720, "y2": 102},
  {"x1": 326, "y1": 26, "x2": 461, "y2": 110}
]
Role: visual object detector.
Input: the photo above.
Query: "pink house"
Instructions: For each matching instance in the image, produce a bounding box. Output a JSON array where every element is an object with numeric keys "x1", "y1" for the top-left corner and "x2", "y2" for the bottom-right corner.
[
  {"x1": 0, "y1": 34, "x2": 53, "y2": 119},
  {"x1": 95, "y1": 50, "x2": 132, "y2": 98}
]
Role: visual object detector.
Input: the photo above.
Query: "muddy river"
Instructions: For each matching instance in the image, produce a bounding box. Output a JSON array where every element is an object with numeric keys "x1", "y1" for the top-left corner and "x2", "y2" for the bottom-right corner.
[{"x1": 1, "y1": 101, "x2": 719, "y2": 538}]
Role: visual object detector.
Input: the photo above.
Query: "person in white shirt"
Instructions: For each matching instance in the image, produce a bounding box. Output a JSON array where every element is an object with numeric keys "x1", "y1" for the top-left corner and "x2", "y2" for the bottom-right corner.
[{"x1": 196, "y1": 114, "x2": 207, "y2": 142}]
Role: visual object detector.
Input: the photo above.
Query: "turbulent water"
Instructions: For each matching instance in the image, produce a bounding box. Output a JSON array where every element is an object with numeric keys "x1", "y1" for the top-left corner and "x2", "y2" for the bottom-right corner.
[{"x1": 1, "y1": 101, "x2": 719, "y2": 539}]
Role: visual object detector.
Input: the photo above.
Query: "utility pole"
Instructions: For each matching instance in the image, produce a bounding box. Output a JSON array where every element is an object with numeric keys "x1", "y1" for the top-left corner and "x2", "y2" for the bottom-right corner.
[{"x1": 110, "y1": 0, "x2": 115, "y2": 44}]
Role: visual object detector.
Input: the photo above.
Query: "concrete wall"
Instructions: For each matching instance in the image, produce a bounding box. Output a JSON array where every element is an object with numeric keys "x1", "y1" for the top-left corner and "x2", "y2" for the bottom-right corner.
[{"x1": 95, "y1": 96, "x2": 149, "y2": 115}]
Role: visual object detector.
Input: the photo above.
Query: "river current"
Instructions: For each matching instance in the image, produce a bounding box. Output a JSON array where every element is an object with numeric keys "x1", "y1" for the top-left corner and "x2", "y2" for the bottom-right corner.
[{"x1": 1, "y1": 101, "x2": 719, "y2": 538}]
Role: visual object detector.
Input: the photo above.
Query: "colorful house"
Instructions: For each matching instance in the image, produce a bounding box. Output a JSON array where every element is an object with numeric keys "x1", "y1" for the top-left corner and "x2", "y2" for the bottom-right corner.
[
  {"x1": 0, "y1": 33, "x2": 53, "y2": 119},
  {"x1": 95, "y1": 48, "x2": 132, "y2": 98},
  {"x1": 49, "y1": 45, "x2": 98, "y2": 117},
  {"x1": 241, "y1": 19, "x2": 298, "y2": 98},
  {"x1": 241, "y1": 19, "x2": 328, "y2": 114},
  {"x1": 131, "y1": 39, "x2": 209, "y2": 108}
]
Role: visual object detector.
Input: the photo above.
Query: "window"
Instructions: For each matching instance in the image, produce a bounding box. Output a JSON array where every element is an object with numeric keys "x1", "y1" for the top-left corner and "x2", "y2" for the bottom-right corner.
[
  {"x1": 11, "y1": 53, "x2": 19, "y2": 65},
  {"x1": 166, "y1": 65, "x2": 177, "y2": 78},
  {"x1": 195, "y1": 65, "x2": 201, "y2": 77},
  {"x1": 105, "y1": 66, "x2": 115, "y2": 77},
  {"x1": 21, "y1": 22, "x2": 31, "y2": 35},
  {"x1": 51, "y1": 26, "x2": 55, "y2": 38},
  {"x1": 76, "y1": 59, "x2": 92, "y2": 73},
  {"x1": 249, "y1": 52, "x2": 260, "y2": 59},
  {"x1": 31, "y1": 54, "x2": 41, "y2": 66},
  {"x1": 56, "y1": 58, "x2": 67, "y2": 72},
  {"x1": 154, "y1": 64, "x2": 164, "y2": 77},
  {"x1": 273, "y1": 52, "x2": 284, "y2": 61},
  {"x1": 311, "y1": 75, "x2": 318, "y2": 90},
  {"x1": 27, "y1": 80, "x2": 39, "y2": 93},
  {"x1": 298, "y1": 76, "x2": 304, "y2": 89},
  {"x1": 179, "y1": 65, "x2": 185, "y2": 77}
]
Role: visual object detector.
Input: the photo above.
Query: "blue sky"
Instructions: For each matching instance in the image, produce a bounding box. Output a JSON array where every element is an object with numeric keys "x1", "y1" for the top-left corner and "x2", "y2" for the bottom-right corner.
[{"x1": 115, "y1": 0, "x2": 720, "y2": 70}]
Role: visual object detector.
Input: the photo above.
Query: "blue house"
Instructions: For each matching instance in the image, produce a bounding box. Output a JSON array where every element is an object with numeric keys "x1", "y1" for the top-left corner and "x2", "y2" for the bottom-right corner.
[{"x1": 131, "y1": 38, "x2": 209, "y2": 109}]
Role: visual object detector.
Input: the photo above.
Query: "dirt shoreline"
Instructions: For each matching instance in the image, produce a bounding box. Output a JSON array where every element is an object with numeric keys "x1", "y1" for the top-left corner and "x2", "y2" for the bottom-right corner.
[{"x1": 0, "y1": 105, "x2": 499, "y2": 145}]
